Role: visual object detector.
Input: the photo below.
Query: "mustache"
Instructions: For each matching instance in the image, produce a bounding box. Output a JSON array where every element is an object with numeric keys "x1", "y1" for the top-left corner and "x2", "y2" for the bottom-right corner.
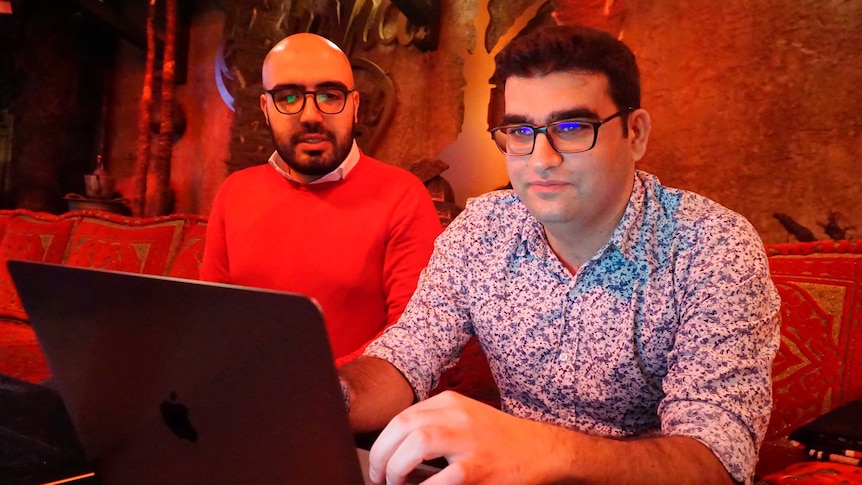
[{"x1": 291, "y1": 123, "x2": 334, "y2": 144}]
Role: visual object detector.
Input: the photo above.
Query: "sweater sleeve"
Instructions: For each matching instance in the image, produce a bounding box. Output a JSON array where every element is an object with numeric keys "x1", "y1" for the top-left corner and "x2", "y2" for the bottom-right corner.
[
  {"x1": 335, "y1": 177, "x2": 441, "y2": 367},
  {"x1": 383, "y1": 180, "x2": 442, "y2": 326},
  {"x1": 363, "y1": 199, "x2": 477, "y2": 396},
  {"x1": 199, "y1": 179, "x2": 233, "y2": 283}
]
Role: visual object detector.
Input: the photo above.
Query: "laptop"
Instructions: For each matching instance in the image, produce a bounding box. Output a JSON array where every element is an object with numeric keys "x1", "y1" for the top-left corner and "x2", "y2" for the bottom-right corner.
[{"x1": 7, "y1": 260, "x2": 438, "y2": 484}]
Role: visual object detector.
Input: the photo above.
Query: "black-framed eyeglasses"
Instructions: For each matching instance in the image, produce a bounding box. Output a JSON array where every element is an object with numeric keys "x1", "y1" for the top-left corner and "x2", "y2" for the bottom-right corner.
[
  {"x1": 490, "y1": 109, "x2": 631, "y2": 156},
  {"x1": 266, "y1": 87, "x2": 355, "y2": 115}
]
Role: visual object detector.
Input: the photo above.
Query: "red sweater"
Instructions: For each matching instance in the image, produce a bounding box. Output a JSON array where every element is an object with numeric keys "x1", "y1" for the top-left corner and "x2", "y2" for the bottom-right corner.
[{"x1": 200, "y1": 154, "x2": 442, "y2": 364}]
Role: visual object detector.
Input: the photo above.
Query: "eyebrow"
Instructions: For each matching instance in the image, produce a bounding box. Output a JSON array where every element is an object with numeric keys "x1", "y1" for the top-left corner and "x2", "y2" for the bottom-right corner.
[
  {"x1": 267, "y1": 81, "x2": 351, "y2": 91},
  {"x1": 501, "y1": 107, "x2": 601, "y2": 126}
]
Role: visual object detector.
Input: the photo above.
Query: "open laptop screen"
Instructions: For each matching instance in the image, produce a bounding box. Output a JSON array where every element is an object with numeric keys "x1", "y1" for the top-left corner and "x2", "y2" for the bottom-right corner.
[{"x1": 8, "y1": 261, "x2": 364, "y2": 484}]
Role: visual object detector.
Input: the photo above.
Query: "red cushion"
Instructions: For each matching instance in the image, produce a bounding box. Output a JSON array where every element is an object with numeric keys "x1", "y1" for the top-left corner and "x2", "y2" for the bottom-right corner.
[
  {"x1": 767, "y1": 253, "x2": 862, "y2": 441},
  {"x1": 0, "y1": 213, "x2": 11, "y2": 236},
  {"x1": 761, "y1": 461, "x2": 862, "y2": 484},
  {"x1": 64, "y1": 218, "x2": 184, "y2": 275},
  {"x1": 167, "y1": 221, "x2": 206, "y2": 280},
  {"x1": 0, "y1": 320, "x2": 50, "y2": 383},
  {"x1": 758, "y1": 246, "x2": 862, "y2": 477},
  {"x1": 0, "y1": 215, "x2": 76, "y2": 321}
]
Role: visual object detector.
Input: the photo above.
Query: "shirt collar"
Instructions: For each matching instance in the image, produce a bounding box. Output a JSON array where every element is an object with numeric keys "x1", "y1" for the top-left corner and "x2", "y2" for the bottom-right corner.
[
  {"x1": 607, "y1": 171, "x2": 647, "y2": 262},
  {"x1": 268, "y1": 140, "x2": 360, "y2": 185},
  {"x1": 520, "y1": 214, "x2": 550, "y2": 261},
  {"x1": 515, "y1": 215, "x2": 573, "y2": 282}
]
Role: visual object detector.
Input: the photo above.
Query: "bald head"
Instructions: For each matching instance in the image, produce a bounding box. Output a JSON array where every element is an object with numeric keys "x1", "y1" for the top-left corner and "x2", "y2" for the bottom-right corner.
[
  {"x1": 262, "y1": 33, "x2": 355, "y2": 90},
  {"x1": 259, "y1": 34, "x2": 359, "y2": 184}
]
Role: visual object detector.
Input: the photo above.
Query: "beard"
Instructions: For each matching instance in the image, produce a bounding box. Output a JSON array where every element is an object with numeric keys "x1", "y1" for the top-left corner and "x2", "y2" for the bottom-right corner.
[{"x1": 271, "y1": 121, "x2": 353, "y2": 177}]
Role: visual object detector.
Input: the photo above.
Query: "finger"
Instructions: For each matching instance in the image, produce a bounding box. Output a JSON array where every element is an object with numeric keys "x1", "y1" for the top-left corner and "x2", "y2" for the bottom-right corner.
[
  {"x1": 369, "y1": 406, "x2": 439, "y2": 482},
  {"x1": 384, "y1": 425, "x2": 458, "y2": 484},
  {"x1": 370, "y1": 393, "x2": 475, "y2": 483}
]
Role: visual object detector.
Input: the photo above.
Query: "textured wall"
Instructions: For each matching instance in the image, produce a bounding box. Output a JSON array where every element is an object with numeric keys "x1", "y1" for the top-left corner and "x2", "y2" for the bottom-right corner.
[
  {"x1": 106, "y1": 4, "x2": 232, "y2": 216},
  {"x1": 170, "y1": 7, "x2": 233, "y2": 215},
  {"x1": 216, "y1": 0, "x2": 473, "y2": 175},
  {"x1": 440, "y1": 0, "x2": 862, "y2": 243},
  {"x1": 340, "y1": 0, "x2": 473, "y2": 170},
  {"x1": 625, "y1": 0, "x2": 862, "y2": 243},
  {"x1": 102, "y1": 0, "x2": 862, "y2": 243}
]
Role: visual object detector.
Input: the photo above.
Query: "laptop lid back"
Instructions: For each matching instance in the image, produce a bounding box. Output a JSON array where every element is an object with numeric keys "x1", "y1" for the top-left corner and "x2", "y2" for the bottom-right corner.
[{"x1": 8, "y1": 260, "x2": 364, "y2": 485}]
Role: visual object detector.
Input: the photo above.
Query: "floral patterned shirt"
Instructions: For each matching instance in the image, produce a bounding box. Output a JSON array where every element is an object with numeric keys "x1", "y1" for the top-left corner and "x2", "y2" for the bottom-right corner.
[{"x1": 364, "y1": 171, "x2": 781, "y2": 484}]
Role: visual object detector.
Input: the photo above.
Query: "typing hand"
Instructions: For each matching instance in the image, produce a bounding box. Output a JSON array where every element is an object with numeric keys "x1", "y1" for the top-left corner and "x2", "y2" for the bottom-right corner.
[{"x1": 367, "y1": 390, "x2": 558, "y2": 485}]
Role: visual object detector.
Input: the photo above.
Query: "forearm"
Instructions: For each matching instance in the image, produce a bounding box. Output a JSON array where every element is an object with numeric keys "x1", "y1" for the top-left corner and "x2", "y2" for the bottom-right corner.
[
  {"x1": 339, "y1": 356, "x2": 415, "y2": 433},
  {"x1": 540, "y1": 425, "x2": 734, "y2": 485}
]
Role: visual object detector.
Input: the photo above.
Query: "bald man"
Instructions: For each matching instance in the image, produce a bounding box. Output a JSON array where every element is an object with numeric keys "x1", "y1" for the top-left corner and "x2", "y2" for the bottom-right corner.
[{"x1": 201, "y1": 34, "x2": 442, "y2": 365}]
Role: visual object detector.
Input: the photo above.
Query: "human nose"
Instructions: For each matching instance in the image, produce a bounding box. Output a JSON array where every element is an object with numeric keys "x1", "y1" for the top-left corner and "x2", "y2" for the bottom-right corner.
[
  {"x1": 528, "y1": 131, "x2": 563, "y2": 171},
  {"x1": 298, "y1": 93, "x2": 324, "y2": 122}
]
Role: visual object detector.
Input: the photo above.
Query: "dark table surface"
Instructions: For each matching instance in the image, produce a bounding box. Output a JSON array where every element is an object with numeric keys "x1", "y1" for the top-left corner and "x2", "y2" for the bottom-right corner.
[{"x1": 0, "y1": 375, "x2": 90, "y2": 485}]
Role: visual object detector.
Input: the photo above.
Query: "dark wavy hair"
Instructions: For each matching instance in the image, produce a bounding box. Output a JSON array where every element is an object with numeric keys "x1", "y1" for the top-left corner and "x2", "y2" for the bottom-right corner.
[{"x1": 493, "y1": 25, "x2": 641, "y2": 134}]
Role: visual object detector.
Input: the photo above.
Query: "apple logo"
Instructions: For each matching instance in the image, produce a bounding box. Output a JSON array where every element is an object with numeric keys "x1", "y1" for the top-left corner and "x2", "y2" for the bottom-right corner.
[{"x1": 160, "y1": 391, "x2": 198, "y2": 443}]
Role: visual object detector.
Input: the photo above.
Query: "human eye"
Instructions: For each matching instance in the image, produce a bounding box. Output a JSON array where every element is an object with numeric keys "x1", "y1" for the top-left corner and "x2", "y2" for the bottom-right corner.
[
  {"x1": 553, "y1": 120, "x2": 591, "y2": 136},
  {"x1": 316, "y1": 89, "x2": 344, "y2": 103},
  {"x1": 549, "y1": 120, "x2": 593, "y2": 139},
  {"x1": 507, "y1": 125, "x2": 535, "y2": 140},
  {"x1": 275, "y1": 90, "x2": 301, "y2": 105}
]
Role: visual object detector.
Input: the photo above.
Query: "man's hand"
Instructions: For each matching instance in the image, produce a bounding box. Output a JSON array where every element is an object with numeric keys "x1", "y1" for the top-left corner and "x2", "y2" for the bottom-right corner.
[
  {"x1": 368, "y1": 390, "x2": 566, "y2": 485},
  {"x1": 367, "y1": 391, "x2": 736, "y2": 485}
]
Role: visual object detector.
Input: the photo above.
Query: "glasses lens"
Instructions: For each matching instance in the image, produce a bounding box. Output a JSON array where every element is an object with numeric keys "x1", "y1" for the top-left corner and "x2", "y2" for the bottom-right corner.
[
  {"x1": 548, "y1": 120, "x2": 595, "y2": 152},
  {"x1": 314, "y1": 89, "x2": 348, "y2": 114},
  {"x1": 271, "y1": 89, "x2": 303, "y2": 114},
  {"x1": 494, "y1": 125, "x2": 534, "y2": 155}
]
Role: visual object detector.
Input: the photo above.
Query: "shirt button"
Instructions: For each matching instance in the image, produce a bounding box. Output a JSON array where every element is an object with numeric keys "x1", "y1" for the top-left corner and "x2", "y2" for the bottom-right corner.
[{"x1": 559, "y1": 352, "x2": 568, "y2": 362}]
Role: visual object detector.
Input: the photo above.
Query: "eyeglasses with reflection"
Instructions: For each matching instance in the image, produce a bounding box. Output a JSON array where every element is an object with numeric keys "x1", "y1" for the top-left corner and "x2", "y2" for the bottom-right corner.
[
  {"x1": 489, "y1": 109, "x2": 631, "y2": 156},
  {"x1": 266, "y1": 87, "x2": 355, "y2": 115}
]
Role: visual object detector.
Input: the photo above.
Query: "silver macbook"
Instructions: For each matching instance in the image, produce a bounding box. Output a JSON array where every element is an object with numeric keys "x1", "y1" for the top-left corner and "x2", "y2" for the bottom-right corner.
[{"x1": 8, "y1": 260, "x2": 437, "y2": 484}]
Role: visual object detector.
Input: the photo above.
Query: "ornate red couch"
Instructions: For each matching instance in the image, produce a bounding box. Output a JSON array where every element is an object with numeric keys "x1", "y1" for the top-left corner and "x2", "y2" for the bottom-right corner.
[
  {"x1": 0, "y1": 208, "x2": 859, "y2": 478},
  {"x1": 0, "y1": 209, "x2": 207, "y2": 383},
  {"x1": 757, "y1": 240, "x2": 862, "y2": 477}
]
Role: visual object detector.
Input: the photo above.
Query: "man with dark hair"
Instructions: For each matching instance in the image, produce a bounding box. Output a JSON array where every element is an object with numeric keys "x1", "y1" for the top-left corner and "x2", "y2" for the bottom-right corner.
[
  {"x1": 339, "y1": 24, "x2": 780, "y2": 485},
  {"x1": 201, "y1": 34, "x2": 441, "y2": 365}
]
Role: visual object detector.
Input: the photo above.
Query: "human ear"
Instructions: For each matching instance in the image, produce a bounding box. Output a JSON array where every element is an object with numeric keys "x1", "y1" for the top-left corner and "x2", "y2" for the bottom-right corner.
[
  {"x1": 259, "y1": 93, "x2": 271, "y2": 126},
  {"x1": 352, "y1": 90, "x2": 360, "y2": 124},
  {"x1": 629, "y1": 108, "x2": 651, "y2": 162}
]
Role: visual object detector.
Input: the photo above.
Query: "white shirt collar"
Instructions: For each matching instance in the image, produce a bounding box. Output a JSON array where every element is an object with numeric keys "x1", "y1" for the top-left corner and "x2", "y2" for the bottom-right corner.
[{"x1": 268, "y1": 140, "x2": 360, "y2": 185}]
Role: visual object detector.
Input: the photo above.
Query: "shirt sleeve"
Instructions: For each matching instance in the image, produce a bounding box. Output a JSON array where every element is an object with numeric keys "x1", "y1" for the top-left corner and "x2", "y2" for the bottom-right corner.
[
  {"x1": 659, "y1": 215, "x2": 782, "y2": 484},
  {"x1": 364, "y1": 204, "x2": 476, "y2": 399}
]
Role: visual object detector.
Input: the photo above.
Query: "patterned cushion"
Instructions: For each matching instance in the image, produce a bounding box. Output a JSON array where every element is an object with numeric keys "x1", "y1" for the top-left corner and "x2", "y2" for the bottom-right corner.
[
  {"x1": 167, "y1": 221, "x2": 207, "y2": 280},
  {"x1": 64, "y1": 218, "x2": 184, "y2": 275},
  {"x1": 757, "y1": 244, "x2": 862, "y2": 477},
  {"x1": 0, "y1": 215, "x2": 76, "y2": 321},
  {"x1": 766, "y1": 252, "x2": 862, "y2": 440}
]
